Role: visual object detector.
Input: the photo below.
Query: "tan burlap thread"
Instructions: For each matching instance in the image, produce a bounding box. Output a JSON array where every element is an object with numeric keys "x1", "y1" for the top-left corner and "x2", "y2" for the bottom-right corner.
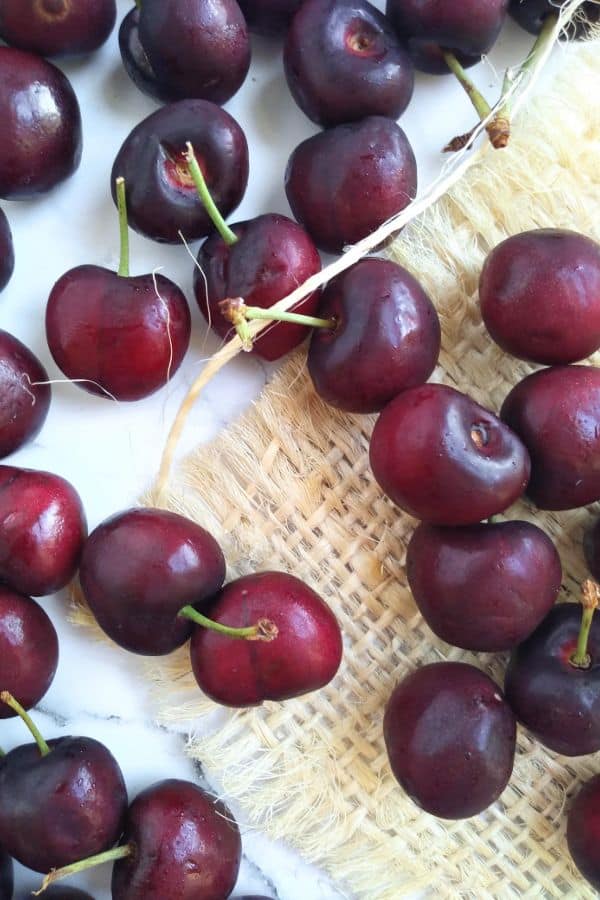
[{"x1": 73, "y1": 38, "x2": 600, "y2": 900}]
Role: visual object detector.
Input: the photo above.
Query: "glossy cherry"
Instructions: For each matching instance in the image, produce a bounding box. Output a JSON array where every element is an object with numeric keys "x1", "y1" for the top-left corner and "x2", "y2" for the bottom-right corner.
[
  {"x1": 501, "y1": 365, "x2": 600, "y2": 510},
  {"x1": 0, "y1": 465, "x2": 87, "y2": 597},
  {"x1": 46, "y1": 179, "x2": 191, "y2": 402},
  {"x1": 238, "y1": 0, "x2": 302, "y2": 35},
  {"x1": 407, "y1": 521, "x2": 561, "y2": 652},
  {"x1": 567, "y1": 774, "x2": 600, "y2": 891},
  {"x1": 0, "y1": 211, "x2": 14, "y2": 293},
  {"x1": 0, "y1": 849, "x2": 12, "y2": 900},
  {"x1": 0, "y1": 587, "x2": 58, "y2": 718},
  {"x1": 386, "y1": 0, "x2": 509, "y2": 74},
  {"x1": 370, "y1": 384, "x2": 531, "y2": 525},
  {"x1": 510, "y1": 0, "x2": 600, "y2": 38},
  {"x1": 0, "y1": 0, "x2": 116, "y2": 57},
  {"x1": 121, "y1": 0, "x2": 250, "y2": 106},
  {"x1": 0, "y1": 330, "x2": 51, "y2": 459},
  {"x1": 191, "y1": 572, "x2": 343, "y2": 707},
  {"x1": 0, "y1": 695, "x2": 127, "y2": 874},
  {"x1": 384, "y1": 662, "x2": 516, "y2": 819},
  {"x1": 284, "y1": 0, "x2": 414, "y2": 127},
  {"x1": 479, "y1": 229, "x2": 600, "y2": 365},
  {"x1": 0, "y1": 47, "x2": 82, "y2": 199},
  {"x1": 111, "y1": 100, "x2": 248, "y2": 244},
  {"x1": 504, "y1": 588, "x2": 600, "y2": 755},
  {"x1": 285, "y1": 116, "x2": 417, "y2": 254},
  {"x1": 79, "y1": 507, "x2": 226, "y2": 656},
  {"x1": 307, "y1": 258, "x2": 440, "y2": 413}
]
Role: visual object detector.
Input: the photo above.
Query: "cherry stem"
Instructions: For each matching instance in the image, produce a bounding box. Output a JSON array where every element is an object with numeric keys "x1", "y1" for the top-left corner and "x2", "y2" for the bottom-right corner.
[
  {"x1": 178, "y1": 605, "x2": 278, "y2": 642},
  {"x1": 33, "y1": 845, "x2": 133, "y2": 895},
  {"x1": 185, "y1": 142, "x2": 238, "y2": 247},
  {"x1": 0, "y1": 691, "x2": 50, "y2": 757},
  {"x1": 442, "y1": 51, "x2": 509, "y2": 150},
  {"x1": 115, "y1": 176, "x2": 130, "y2": 278},
  {"x1": 570, "y1": 580, "x2": 600, "y2": 669},
  {"x1": 500, "y1": 13, "x2": 558, "y2": 123},
  {"x1": 218, "y1": 297, "x2": 336, "y2": 349}
]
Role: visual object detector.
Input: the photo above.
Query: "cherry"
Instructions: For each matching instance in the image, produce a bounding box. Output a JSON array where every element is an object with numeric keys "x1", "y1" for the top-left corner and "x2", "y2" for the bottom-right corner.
[
  {"x1": 0, "y1": 0, "x2": 116, "y2": 58},
  {"x1": 510, "y1": 0, "x2": 600, "y2": 38},
  {"x1": 285, "y1": 116, "x2": 417, "y2": 254},
  {"x1": 0, "y1": 693, "x2": 127, "y2": 874},
  {"x1": 479, "y1": 229, "x2": 600, "y2": 365},
  {"x1": 46, "y1": 178, "x2": 191, "y2": 402},
  {"x1": 584, "y1": 518, "x2": 600, "y2": 583},
  {"x1": 0, "y1": 47, "x2": 82, "y2": 199},
  {"x1": 79, "y1": 507, "x2": 226, "y2": 656},
  {"x1": 0, "y1": 465, "x2": 87, "y2": 597},
  {"x1": 369, "y1": 384, "x2": 531, "y2": 526},
  {"x1": 0, "y1": 849, "x2": 12, "y2": 900},
  {"x1": 385, "y1": 0, "x2": 509, "y2": 74},
  {"x1": 384, "y1": 662, "x2": 516, "y2": 819},
  {"x1": 504, "y1": 583, "x2": 600, "y2": 756},
  {"x1": 0, "y1": 587, "x2": 58, "y2": 718},
  {"x1": 283, "y1": 0, "x2": 414, "y2": 127},
  {"x1": 121, "y1": 0, "x2": 251, "y2": 106},
  {"x1": 407, "y1": 521, "x2": 562, "y2": 652},
  {"x1": 307, "y1": 258, "x2": 440, "y2": 413},
  {"x1": 111, "y1": 100, "x2": 249, "y2": 245},
  {"x1": 567, "y1": 774, "x2": 600, "y2": 891},
  {"x1": 0, "y1": 330, "x2": 51, "y2": 459},
  {"x1": 190, "y1": 572, "x2": 343, "y2": 707},
  {"x1": 237, "y1": 0, "x2": 302, "y2": 35},
  {"x1": 501, "y1": 365, "x2": 600, "y2": 510},
  {"x1": 0, "y1": 210, "x2": 14, "y2": 293},
  {"x1": 43, "y1": 889, "x2": 95, "y2": 899}
]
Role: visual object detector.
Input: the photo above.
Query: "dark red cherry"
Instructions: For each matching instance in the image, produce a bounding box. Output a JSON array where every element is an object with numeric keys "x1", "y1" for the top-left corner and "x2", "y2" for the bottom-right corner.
[
  {"x1": 384, "y1": 662, "x2": 516, "y2": 818},
  {"x1": 501, "y1": 365, "x2": 600, "y2": 510},
  {"x1": 80, "y1": 508, "x2": 226, "y2": 656},
  {"x1": 0, "y1": 0, "x2": 116, "y2": 57},
  {"x1": 284, "y1": 0, "x2": 414, "y2": 127},
  {"x1": 584, "y1": 519, "x2": 600, "y2": 583},
  {"x1": 505, "y1": 600, "x2": 600, "y2": 756},
  {"x1": 0, "y1": 731, "x2": 127, "y2": 873},
  {"x1": 567, "y1": 774, "x2": 600, "y2": 891},
  {"x1": 190, "y1": 572, "x2": 343, "y2": 707},
  {"x1": 123, "y1": 0, "x2": 250, "y2": 106},
  {"x1": 0, "y1": 848, "x2": 12, "y2": 900},
  {"x1": 386, "y1": 0, "x2": 509, "y2": 74},
  {"x1": 111, "y1": 100, "x2": 249, "y2": 244},
  {"x1": 0, "y1": 211, "x2": 14, "y2": 293},
  {"x1": 307, "y1": 258, "x2": 440, "y2": 413},
  {"x1": 119, "y1": 9, "x2": 172, "y2": 104},
  {"x1": 46, "y1": 266, "x2": 190, "y2": 401},
  {"x1": 369, "y1": 384, "x2": 531, "y2": 526},
  {"x1": 480, "y1": 229, "x2": 600, "y2": 365},
  {"x1": 0, "y1": 587, "x2": 58, "y2": 718},
  {"x1": 111, "y1": 779, "x2": 241, "y2": 900},
  {"x1": 0, "y1": 47, "x2": 82, "y2": 199},
  {"x1": 0, "y1": 465, "x2": 87, "y2": 597},
  {"x1": 510, "y1": 0, "x2": 600, "y2": 38},
  {"x1": 195, "y1": 214, "x2": 322, "y2": 362},
  {"x1": 285, "y1": 116, "x2": 417, "y2": 254},
  {"x1": 407, "y1": 521, "x2": 561, "y2": 652},
  {"x1": 237, "y1": 0, "x2": 302, "y2": 35},
  {"x1": 0, "y1": 330, "x2": 51, "y2": 459}
]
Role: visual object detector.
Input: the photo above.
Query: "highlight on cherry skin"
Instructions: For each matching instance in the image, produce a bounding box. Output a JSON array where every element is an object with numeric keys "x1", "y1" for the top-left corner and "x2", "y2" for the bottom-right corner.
[{"x1": 0, "y1": 329, "x2": 51, "y2": 460}]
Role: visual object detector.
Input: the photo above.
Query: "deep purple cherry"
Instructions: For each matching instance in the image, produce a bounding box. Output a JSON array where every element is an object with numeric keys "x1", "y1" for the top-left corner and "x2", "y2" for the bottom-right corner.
[
  {"x1": 0, "y1": 330, "x2": 51, "y2": 459},
  {"x1": 510, "y1": 0, "x2": 600, "y2": 39},
  {"x1": 567, "y1": 774, "x2": 600, "y2": 892},
  {"x1": 0, "y1": 210, "x2": 14, "y2": 293},
  {"x1": 0, "y1": 47, "x2": 82, "y2": 199},
  {"x1": 238, "y1": 0, "x2": 302, "y2": 35},
  {"x1": 0, "y1": 0, "x2": 116, "y2": 57},
  {"x1": 369, "y1": 384, "x2": 531, "y2": 525},
  {"x1": 43, "y1": 889, "x2": 95, "y2": 900},
  {"x1": 384, "y1": 662, "x2": 516, "y2": 818},
  {"x1": 284, "y1": 0, "x2": 414, "y2": 127},
  {"x1": 0, "y1": 848, "x2": 12, "y2": 900},
  {"x1": 119, "y1": 8, "x2": 173, "y2": 104}
]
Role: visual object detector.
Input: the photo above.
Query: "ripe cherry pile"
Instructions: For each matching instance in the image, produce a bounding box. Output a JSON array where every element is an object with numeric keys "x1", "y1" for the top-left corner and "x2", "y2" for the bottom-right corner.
[{"x1": 0, "y1": 0, "x2": 598, "y2": 897}]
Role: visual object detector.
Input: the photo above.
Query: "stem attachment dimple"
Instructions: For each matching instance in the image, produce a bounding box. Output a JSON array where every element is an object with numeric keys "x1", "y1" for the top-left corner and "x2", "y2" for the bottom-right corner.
[
  {"x1": 33, "y1": 844, "x2": 133, "y2": 895},
  {"x1": 0, "y1": 691, "x2": 50, "y2": 757},
  {"x1": 178, "y1": 605, "x2": 278, "y2": 642},
  {"x1": 570, "y1": 580, "x2": 600, "y2": 669},
  {"x1": 185, "y1": 142, "x2": 238, "y2": 247},
  {"x1": 115, "y1": 176, "x2": 130, "y2": 278}
]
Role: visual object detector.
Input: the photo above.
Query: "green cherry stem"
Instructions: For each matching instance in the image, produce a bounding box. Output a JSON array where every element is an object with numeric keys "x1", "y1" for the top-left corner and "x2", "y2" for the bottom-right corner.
[
  {"x1": 185, "y1": 142, "x2": 238, "y2": 247},
  {"x1": 442, "y1": 51, "x2": 509, "y2": 150},
  {"x1": 499, "y1": 13, "x2": 558, "y2": 123},
  {"x1": 218, "y1": 297, "x2": 336, "y2": 350},
  {"x1": 0, "y1": 691, "x2": 50, "y2": 757},
  {"x1": 178, "y1": 605, "x2": 278, "y2": 642},
  {"x1": 33, "y1": 845, "x2": 133, "y2": 896},
  {"x1": 115, "y1": 176, "x2": 130, "y2": 278},
  {"x1": 570, "y1": 580, "x2": 600, "y2": 669}
]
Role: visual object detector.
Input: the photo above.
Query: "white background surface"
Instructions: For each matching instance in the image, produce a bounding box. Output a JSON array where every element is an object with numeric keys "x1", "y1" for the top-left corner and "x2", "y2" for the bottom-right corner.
[{"x1": 1, "y1": 3, "x2": 542, "y2": 897}]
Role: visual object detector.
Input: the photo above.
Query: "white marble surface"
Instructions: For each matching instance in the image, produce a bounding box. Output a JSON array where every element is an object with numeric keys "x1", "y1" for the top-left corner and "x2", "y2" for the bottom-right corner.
[{"x1": 0, "y1": 4, "x2": 546, "y2": 898}]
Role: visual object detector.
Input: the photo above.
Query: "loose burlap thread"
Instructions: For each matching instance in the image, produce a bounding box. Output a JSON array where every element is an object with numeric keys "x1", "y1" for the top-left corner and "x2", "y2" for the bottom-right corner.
[{"x1": 74, "y1": 38, "x2": 600, "y2": 899}]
